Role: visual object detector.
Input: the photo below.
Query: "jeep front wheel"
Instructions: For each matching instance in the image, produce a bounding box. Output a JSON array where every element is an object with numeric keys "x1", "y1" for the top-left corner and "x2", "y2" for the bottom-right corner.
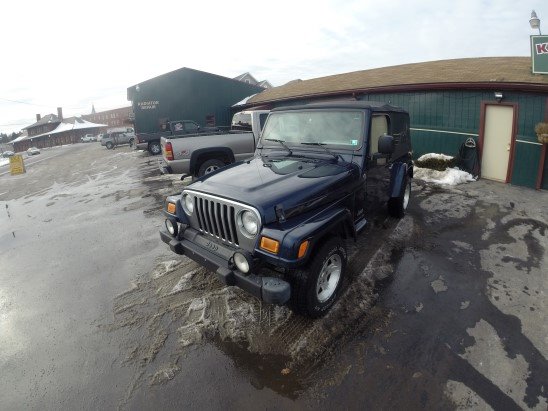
[
  {"x1": 106, "y1": 141, "x2": 114, "y2": 150},
  {"x1": 288, "y1": 237, "x2": 347, "y2": 318}
]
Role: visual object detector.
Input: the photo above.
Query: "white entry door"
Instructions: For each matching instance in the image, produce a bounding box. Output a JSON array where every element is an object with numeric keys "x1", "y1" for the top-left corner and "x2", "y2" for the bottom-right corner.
[{"x1": 481, "y1": 105, "x2": 514, "y2": 182}]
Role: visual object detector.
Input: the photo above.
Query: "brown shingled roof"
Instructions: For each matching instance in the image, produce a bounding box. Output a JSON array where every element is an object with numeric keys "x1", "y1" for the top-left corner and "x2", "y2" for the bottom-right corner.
[{"x1": 248, "y1": 57, "x2": 548, "y2": 105}]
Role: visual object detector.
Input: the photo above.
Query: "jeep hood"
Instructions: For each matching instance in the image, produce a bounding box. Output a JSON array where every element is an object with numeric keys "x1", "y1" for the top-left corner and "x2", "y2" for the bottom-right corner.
[{"x1": 189, "y1": 155, "x2": 359, "y2": 224}]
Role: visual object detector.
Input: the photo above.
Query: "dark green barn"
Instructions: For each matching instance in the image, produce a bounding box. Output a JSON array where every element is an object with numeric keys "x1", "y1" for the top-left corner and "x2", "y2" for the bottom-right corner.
[
  {"x1": 127, "y1": 68, "x2": 263, "y2": 134},
  {"x1": 241, "y1": 57, "x2": 548, "y2": 190}
]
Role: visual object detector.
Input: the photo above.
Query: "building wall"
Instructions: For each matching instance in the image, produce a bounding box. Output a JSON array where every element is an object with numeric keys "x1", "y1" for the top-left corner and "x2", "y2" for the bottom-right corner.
[
  {"x1": 128, "y1": 68, "x2": 264, "y2": 134},
  {"x1": 366, "y1": 90, "x2": 545, "y2": 189},
  {"x1": 260, "y1": 89, "x2": 547, "y2": 189},
  {"x1": 27, "y1": 123, "x2": 58, "y2": 137},
  {"x1": 83, "y1": 107, "x2": 133, "y2": 129},
  {"x1": 13, "y1": 127, "x2": 104, "y2": 152}
]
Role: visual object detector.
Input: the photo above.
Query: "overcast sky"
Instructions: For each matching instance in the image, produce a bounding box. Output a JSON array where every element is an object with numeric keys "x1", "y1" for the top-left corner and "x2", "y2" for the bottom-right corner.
[{"x1": 0, "y1": 0, "x2": 544, "y2": 134}]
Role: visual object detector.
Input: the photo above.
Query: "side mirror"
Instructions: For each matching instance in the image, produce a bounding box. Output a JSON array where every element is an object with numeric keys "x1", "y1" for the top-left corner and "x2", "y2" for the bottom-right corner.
[{"x1": 378, "y1": 134, "x2": 395, "y2": 155}]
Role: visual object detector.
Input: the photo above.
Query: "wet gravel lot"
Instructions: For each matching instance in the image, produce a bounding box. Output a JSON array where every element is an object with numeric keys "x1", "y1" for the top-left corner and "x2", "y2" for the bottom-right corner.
[{"x1": 0, "y1": 143, "x2": 546, "y2": 409}]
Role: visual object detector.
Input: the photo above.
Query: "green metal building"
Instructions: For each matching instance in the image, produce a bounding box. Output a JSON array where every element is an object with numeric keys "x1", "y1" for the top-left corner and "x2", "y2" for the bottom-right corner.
[
  {"x1": 127, "y1": 67, "x2": 263, "y2": 134},
  {"x1": 241, "y1": 57, "x2": 548, "y2": 190}
]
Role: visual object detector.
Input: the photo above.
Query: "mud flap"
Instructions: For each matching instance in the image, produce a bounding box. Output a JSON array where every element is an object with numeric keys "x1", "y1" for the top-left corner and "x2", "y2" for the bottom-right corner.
[{"x1": 389, "y1": 162, "x2": 409, "y2": 199}]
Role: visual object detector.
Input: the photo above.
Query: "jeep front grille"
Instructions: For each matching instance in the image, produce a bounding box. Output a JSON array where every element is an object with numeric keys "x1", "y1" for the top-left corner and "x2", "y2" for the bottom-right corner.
[{"x1": 195, "y1": 196, "x2": 239, "y2": 245}]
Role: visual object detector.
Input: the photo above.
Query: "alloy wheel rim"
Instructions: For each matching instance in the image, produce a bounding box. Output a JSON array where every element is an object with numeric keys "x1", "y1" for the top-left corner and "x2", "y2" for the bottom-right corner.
[
  {"x1": 205, "y1": 165, "x2": 219, "y2": 174},
  {"x1": 316, "y1": 254, "x2": 342, "y2": 303},
  {"x1": 403, "y1": 181, "x2": 411, "y2": 209}
]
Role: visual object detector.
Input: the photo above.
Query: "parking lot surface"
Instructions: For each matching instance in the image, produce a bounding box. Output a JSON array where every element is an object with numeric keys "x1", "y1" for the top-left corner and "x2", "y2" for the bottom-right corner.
[{"x1": 0, "y1": 144, "x2": 546, "y2": 409}]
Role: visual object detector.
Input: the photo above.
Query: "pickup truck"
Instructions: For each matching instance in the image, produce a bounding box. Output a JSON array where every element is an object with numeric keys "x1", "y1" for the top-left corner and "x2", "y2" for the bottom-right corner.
[
  {"x1": 160, "y1": 101, "x2": 413, "y2": 318},
  {"x1": 81, "y1": 134, "x2": 95, "y2": 142},
  {"x1": 160, "y1": 110, "x2": 269, "y2": 177},
  {"x1": 134, "y1": 120, "x2": 221, "y2": 155}
]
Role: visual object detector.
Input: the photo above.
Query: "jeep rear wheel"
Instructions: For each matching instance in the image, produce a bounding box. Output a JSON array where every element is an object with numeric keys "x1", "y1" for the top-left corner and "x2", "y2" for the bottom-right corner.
[
  {"x1": 197, "y1": 159, "x2": 225, "y2": 177},
  {"x1": 388, "y1": 177, "x2": 411, "y2": 218},
  {"x1": 288, "y1": 237, "x2": 347, "y2": 318}
]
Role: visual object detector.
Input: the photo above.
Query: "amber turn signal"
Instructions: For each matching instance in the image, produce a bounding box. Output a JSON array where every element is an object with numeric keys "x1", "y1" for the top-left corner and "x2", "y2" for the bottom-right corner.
[
  {"x1": 167, "y1": 202, "x2": 176, "y2": 214},
  {"x1": 260, "y1": 236, "x2": 280, "y2": 254},
  {"x1": 298, "y1": 240, "x2": 309, "y2": 258}
]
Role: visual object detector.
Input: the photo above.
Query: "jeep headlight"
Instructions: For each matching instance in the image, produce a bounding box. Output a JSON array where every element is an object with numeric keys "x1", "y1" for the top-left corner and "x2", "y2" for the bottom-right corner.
[
  {"x1": 239, "y1": 210, "x2": 259, "y2": 237},
  {"x1": 182, "y1": 193, "x2": 194, "y2": 215}
]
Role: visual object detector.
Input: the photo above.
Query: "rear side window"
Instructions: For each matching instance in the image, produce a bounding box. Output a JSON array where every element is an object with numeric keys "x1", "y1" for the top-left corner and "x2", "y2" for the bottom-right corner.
[{"x1": 370, "y1": 115, "x2": 390, "y2": 154}]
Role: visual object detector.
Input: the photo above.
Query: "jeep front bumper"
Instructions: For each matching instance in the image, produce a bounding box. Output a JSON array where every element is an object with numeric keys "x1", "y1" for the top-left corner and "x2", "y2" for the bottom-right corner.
[{"x1": 160, "y1": 228, "x2": 290, "y2": 305}]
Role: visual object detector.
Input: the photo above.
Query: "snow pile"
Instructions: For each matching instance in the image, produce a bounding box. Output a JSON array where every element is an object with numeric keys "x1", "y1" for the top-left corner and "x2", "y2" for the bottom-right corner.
[
  {"x1": 414, "y1": 166, "x2": 476, "y2": 186},
  {"x1": 0, "y1": 158, "x2": 9, "y2": 167},
  {"x1": 417, "y1": 153, "x2": 454, "y2": 162}
]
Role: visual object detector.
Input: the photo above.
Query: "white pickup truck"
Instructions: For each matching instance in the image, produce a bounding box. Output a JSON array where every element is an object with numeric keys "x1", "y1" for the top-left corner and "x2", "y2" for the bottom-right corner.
[{"x1": 160, "y1": 110, "x2": 269, "y2": 177}]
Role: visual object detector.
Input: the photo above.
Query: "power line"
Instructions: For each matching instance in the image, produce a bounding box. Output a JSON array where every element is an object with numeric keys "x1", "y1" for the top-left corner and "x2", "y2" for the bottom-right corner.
[{"x1": 0, "y1": 97, "x2": 87, "y2": 110}]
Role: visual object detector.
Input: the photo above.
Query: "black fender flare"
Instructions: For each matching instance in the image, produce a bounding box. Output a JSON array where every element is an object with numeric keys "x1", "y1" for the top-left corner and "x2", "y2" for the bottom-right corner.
[
  {"x1": 389, "y1": 162, "x2": 410, "y2": 199},
  {"x1": 189, "y1": 147, "x2": 235, "y2": 175},
  {"x1": 277, "y1": 206, "x2": 355, "y2": 264}
]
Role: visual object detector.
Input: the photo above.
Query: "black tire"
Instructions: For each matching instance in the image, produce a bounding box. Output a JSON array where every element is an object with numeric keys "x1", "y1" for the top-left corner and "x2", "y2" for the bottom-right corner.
[
  {"x1": 197, "y1": 159, "x2": 225, "y2": 177},
  {"x1": 149, "y1": 141, "x2": 161, "y2": 155},
  {"x1": 129, "y1": 138, "x2": 135, "y2": 148},
  {"x1": 105, "y1": 141, "x2": 114, "y2": 150},
  {"x1": 287, "y1": 237, "x2": 347, "y2": 318},
  {"x1": 388, "y1": 176, "x2": 411, "y2": 218}
]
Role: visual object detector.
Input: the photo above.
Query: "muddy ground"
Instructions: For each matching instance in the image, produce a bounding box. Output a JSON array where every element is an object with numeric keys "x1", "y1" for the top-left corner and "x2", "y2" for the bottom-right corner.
[{"x1": 0, "y1": 144, "x2": 546, "y2": 409}]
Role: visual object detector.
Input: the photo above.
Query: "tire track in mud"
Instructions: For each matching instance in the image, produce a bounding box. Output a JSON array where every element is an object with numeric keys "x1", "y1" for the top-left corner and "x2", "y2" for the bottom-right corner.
[{"x1": 104, "y1": 212, "x2": 413, "y2": 405}]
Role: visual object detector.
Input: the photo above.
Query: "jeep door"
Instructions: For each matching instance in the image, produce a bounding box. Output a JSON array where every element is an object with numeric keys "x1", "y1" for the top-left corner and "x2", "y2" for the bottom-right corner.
[{"x1": 365, "y1": 113, "x2": 392, "y2": 212}]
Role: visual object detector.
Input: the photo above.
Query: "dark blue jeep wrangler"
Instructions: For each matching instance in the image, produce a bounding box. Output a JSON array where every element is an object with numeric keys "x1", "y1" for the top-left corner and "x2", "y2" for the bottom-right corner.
[{"x1": 160, "y1": 101, "x2": 413, "y2": 318}]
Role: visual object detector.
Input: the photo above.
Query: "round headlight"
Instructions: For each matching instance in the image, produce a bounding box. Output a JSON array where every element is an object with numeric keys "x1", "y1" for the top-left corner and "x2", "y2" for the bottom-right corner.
[
  {"x1": 240, "y1": 210, "x2": 259, "y2": 237},
  {"x1": 182, "y1": 193, "x2": 194, "y2": 215},
  {"x1": 233, "y1": 252, "x2": 250, "y2": 273}
]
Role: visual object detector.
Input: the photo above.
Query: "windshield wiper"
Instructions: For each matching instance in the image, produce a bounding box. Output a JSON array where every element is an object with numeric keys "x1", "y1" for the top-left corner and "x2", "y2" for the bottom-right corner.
[
  {"x1": 300, "y1": 141, "x2": 343, "y2": 162},
  {"x1": 264, "y1": 138, "x2": 293, "y2": 156}
]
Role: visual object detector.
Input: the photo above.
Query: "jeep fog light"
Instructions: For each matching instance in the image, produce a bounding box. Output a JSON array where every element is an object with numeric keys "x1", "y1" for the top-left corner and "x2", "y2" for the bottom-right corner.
[
  {"x1": 233, "y1": 252, "x2": 250, "y2": 273},
  {"x1": 165, "y1": 219, "x2": 178, "y2": 236}
]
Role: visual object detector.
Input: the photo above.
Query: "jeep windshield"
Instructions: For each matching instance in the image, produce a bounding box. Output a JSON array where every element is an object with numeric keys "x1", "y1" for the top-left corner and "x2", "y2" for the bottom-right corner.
[{"x1": 260, "y1": 110, "x2": 364, "y2": 150}]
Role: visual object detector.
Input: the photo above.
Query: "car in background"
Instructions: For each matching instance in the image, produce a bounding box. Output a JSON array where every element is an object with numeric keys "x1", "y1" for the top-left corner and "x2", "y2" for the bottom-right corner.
[
  {"x1": 81, "y1": 134, "x2": 95, "y2": 142},
  {"x1": 27, "y1": 147, "x2": 40, "y2": 156},
  {"x1": 1, "y1": 151, "x2": 15, "y2": 158},
  {"x1": 100, "y1": 130, "x2": 135, "y2": 150}
]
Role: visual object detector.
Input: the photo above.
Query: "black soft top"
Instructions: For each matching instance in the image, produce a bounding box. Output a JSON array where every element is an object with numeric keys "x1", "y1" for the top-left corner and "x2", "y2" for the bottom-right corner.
[{"x1": 272, "y1": 100, "x2": 407, "y2": 114}]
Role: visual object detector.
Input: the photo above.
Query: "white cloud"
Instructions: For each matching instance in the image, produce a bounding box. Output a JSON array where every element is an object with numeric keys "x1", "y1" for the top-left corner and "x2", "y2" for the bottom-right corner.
[{"x1": 0, "y1": 0, "x2": 545, "y2": 133}]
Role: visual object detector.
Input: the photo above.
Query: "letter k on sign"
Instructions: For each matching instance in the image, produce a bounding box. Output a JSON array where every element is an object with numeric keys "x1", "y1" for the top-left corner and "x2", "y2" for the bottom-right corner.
[{"x1": 536, "y1": 43, "x2": 548, "y2": 54}]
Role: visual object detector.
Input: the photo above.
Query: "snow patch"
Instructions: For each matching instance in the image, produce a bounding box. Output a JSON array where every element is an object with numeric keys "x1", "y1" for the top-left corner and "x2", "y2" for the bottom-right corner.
[
  {"x1": 414, "y1": 167, "x2": 476, "y2": 186},
  {"x1": 417, "y1": 153, "x2": 454, "y2": 162},
  {"x1": 0, "y1": 158, "x2": 9, "y2": 167}
]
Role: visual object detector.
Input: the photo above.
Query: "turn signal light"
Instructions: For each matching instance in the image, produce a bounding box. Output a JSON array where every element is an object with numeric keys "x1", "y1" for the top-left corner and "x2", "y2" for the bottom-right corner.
[
  {"x1": 166, "y1": 202, "x2": 176, "y2": 214},
  {"x1": 298, "y1": 240, "x2": 309, "y2": 258},
  {"x1": 260, "y1": 236, "x2": 280, "y2": 254}
]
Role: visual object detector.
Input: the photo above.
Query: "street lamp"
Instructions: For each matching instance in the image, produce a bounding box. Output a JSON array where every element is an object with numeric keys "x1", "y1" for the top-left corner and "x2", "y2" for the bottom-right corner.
[{"x1": 530, "y1": 10, "x2": 541, "y2": 35}]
